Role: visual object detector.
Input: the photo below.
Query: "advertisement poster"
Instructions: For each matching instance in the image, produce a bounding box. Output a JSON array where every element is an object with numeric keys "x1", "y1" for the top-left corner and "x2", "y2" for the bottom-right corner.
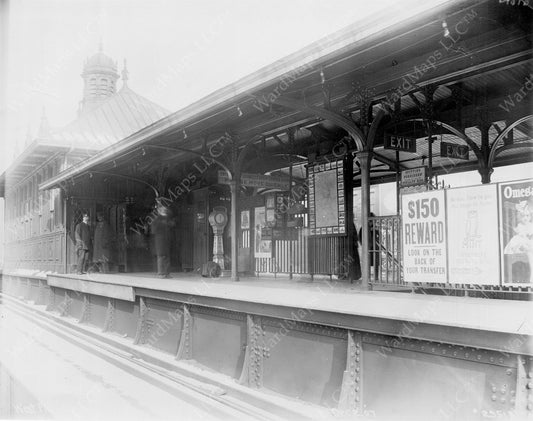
[
  {"x1": 499, "y1": 179, "x2": 533, "y2": 285},
  {"x1": 401, "y1": 189, "x2": 447, "y2": 283},
  {"x1": 446, "y1": 185, "x2": 500, "y2": 285},
  {"x1": 254, "y1": 207, "x2": 272, "y2": 258}
]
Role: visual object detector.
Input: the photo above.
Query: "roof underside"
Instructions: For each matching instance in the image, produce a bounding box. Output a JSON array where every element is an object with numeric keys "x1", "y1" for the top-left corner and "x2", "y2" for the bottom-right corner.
[{"x1": 41, "y1": 0, "x2": 533, "y2": 194}]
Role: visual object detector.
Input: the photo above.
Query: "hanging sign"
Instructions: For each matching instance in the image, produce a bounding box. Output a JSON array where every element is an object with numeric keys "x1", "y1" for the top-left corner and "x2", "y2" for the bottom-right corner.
[
  {"x1": 446, "y1": 184, "x2": 500, "y2": 285},
  {"x1": 401, "y1": 167, "x2": 427, "y2": 187},
  {"x1": 218, "y1": 171, "x2": 290, "y2": 190},
  {"x1": 440, "y1": 141, "x2": 469, "y2": 160},
  {"x1": 384, "y1": 134, "x2": 417, "y2": 152},
  {"x1": 499, "y1": 179, "x2": 533, "y2": 285},
  {"x1": 401, "y1": 189, "x2": 447, "y2": 283}
]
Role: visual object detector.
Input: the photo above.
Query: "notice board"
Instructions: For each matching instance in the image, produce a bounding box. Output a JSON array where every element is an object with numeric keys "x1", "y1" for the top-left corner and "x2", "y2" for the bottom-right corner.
[
  {"x1": 446, "y1": 184, "x2": 500, "y2": 285},
  {"x1": 401, "y1": 189, "x2": 447, "y2": 283}
]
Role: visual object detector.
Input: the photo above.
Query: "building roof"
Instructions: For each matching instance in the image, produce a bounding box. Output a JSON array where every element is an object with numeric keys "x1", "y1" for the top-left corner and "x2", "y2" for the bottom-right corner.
[
  {"x1": 1, "y1": 83, "x2": 170, "y2": 195},
  {"x1": 40, "y1": 0, "x2": 533, "y2": 193},
  {"x1": 49, "y1": 85, "x2": 170, "y2": 150}
]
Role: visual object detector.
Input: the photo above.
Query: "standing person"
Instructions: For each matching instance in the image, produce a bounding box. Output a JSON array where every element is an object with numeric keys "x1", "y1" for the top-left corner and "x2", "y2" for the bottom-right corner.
[
  {"x1": 359, "y1": 212, "x2": 380, "y2": 281},
  {"x1": 152, "y1": 205, "x2": 174, "y2": 279},
  {"x1": 347, "y1": 222, "x2": 362, "y2": 282},
  {"x1": 93, "y1": 212, "x2": 112, "y2": 273},
  {"x1": 75, "y1": 213, "x2": 92, "y2": 274}
]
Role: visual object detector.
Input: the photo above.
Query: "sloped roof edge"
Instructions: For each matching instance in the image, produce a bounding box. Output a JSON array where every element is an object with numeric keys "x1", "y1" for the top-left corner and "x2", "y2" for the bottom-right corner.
[{"x1": 40, "y1": 0, "x2": 458, "y2": 191}]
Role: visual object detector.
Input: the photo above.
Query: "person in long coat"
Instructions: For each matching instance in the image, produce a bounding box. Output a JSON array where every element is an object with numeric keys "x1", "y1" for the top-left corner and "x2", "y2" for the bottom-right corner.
[
  {"x1": 75, "y1": 213, "x2": 92, "y2": 274},
  {"x1": 347, "y1": 222, "x2": 362, "y2": 282},
  {"x1": 151, "y1": 206, "x2": 174, "y2": 278},
  {"x1": 93, "y1": 212, "x2": 112, "y2": 273}
]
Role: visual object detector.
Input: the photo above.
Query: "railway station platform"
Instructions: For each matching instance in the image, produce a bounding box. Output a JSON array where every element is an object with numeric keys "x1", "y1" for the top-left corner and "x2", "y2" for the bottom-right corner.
[{"x1": 1, "y1": 270, "x2": 532, "y2": 420}]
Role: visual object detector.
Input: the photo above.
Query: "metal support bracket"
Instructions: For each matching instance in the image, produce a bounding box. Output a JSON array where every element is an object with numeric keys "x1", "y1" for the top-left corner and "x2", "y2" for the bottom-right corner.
[
  {"x1": 338, "y1": 330, "x2": 363, "y2": 413},
  {"x1": 78, "y1": 294, "x2": 90, "y2": 324},
  {"x1": 45, "y1": 286, "x2": 55, "y2": 312},
  {"x1": 239, "y1": 314, "x2": 264, "y2": 388},
  {"x1": 103, "y1": 299, "x2": 115, "y2": 332},
  {"x1": 60, "y1": 290, "x2": 71, "y2": 317},
  {"x1": 134, "y1": 297, "x2": 149, "y2": 345},
  {"x1": 176, "y1": 304, "x2": 192, "y2": 360}
]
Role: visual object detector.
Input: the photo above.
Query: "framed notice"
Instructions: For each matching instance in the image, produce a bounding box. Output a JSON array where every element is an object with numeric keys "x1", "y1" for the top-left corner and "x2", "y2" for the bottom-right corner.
[
  {"x1": 446, "y1": 184, "x2": 499, "y2": 285},
  {"x1": 254, "y1": 207, "x2": 272, "y2": 258},
  {"x1": 308, "y1": 160, "x2": 346, "y2": 236},
  {"x1": 401, "y1": 189, "x2": 447, "y2": 283},
  {"x1": 499, "y1": 179, "x2": 533, "y2": 285}
]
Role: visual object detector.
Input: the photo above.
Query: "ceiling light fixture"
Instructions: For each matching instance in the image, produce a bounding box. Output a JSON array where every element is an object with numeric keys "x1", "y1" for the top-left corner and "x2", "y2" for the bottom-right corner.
[{"x1": 442, "y1": 21, "x2": 450, "y2": 38}]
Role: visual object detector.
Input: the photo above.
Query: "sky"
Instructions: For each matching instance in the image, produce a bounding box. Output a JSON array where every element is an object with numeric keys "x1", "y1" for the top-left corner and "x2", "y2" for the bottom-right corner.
[{"x1": 0, "y1": 0, "x2": 414, "y2": 173}]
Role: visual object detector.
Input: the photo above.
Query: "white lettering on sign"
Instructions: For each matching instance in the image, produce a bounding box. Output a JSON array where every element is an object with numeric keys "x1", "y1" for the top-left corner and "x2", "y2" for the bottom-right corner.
[
  {"x1": 401, "y1": 189, "x2": 447, "y2": 283},
  {"x1": 401, "y1": 167, "x2": 426, "y2": 187},
  {"x1": 503, "y1": 185, "x2": 533, "y2": 199}
]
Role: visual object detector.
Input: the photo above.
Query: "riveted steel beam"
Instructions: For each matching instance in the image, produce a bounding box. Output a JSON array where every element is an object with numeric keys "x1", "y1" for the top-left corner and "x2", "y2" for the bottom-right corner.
[
  {"x1": 135, "y1": 288, "x2": 532, "y2": 355},
  {"x1": 515, "y1": 355, "x2": 533, "y2": 416}
]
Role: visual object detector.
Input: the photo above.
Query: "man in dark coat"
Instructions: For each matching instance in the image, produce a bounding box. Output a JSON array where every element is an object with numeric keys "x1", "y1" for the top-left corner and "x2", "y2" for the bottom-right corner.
[
  {"x1": 75, "y1": 213, "x2": 92, "y2": 274},
  {"x1": 347, "y1": 222, "x2": 362, "y2": 282},
  {"x1": 151, "y1": 206, "x2": 174, "y2": 278}
]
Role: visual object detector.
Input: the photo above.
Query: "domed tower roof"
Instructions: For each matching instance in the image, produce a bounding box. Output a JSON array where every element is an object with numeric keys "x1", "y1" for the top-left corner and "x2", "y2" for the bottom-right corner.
[
  {"x1": 79, "y1": 43, "x2": 119, "y2": 115},
  {"x1": 82, "y1": 43, "x2": 118, "y2": 76}
]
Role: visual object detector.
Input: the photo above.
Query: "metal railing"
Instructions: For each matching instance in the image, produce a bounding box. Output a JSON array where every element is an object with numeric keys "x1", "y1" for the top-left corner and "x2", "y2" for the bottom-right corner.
[{"x1": 368, "y1": 215, "x2": 405, "y2": 287}]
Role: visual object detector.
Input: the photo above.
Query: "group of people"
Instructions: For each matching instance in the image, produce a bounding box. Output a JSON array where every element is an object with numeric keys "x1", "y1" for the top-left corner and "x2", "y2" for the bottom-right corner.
[
  {"x1": 75, "y1": 205, "x2": 175, "y2": 278},
  {"x1": 75, "y1": 212, "x2": 112, "y2": 274}
]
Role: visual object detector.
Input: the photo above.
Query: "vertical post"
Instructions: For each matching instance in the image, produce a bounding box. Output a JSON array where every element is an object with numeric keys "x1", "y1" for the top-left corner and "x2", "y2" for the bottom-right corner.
[
  {"x1": 395, "y1": 149, "x2": 400, "y2": 214},
  {"x1": 478, "y1": 123, "x2": 492, "y2": 184},
  {"x1": 427, "y1": 121, "x2": 433, "y2": 186},
  {"x1": 288, "y1": 129, "x2": 294, "y2": 279},
  {"x1": 358, "y1": 151, "x2": 371, "y2": 290},
  {"x1": 230, "y1": 178, "x2": 240, "y2": 282}
]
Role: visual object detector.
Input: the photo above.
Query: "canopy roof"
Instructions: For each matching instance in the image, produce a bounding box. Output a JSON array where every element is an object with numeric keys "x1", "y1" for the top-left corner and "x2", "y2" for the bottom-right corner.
[
  {"x1": 40, "y1": 0, "x2": 533, "y2": 194},
  {"x1": 1, "y1": 84, "x2": 170, "y2": 195}
]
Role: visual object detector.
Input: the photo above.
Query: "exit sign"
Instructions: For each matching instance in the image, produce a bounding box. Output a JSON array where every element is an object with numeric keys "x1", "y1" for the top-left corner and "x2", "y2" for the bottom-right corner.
[
  {"x1": 384, "y1": 134, "x2": 417, "y2": 152},
  {"x1": 440, "y1": 141, "x2": 469, "y2": 160}
]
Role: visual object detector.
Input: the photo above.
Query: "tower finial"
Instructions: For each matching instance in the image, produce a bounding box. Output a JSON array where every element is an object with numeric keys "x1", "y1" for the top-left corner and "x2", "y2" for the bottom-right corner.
[
  {"x1": 99, "y1": 38, "x2": 103, "y2": 52},
  {"x1": 122, "y1": 59, "x2": 129, "y2": 88},
  {"x1": 38, "y1": 107, "x2": 50, "y2": 138}
]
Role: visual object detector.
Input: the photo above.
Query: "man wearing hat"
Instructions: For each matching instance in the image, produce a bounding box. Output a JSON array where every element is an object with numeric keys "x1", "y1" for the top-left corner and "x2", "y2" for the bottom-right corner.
[{"x1": 75, "y1": 213, "x2": 92, "y2": 274}]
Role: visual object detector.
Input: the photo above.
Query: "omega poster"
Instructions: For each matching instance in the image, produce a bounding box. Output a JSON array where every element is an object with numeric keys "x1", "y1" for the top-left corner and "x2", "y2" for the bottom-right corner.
[
  {"x1": 401, "y1": 189, "x2": 447, "y2": 283},
  {"x1": 446, "y1": 184, "x2": 500, "y2": 285},
  {"x1": 499, "y1": 179, "x2": 533, "y2": 285}
]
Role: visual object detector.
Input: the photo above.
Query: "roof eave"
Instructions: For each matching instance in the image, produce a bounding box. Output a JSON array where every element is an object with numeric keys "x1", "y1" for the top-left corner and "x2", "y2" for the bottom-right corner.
[{"x1": 40, "y1": 0, "x2": 461, "y2": 191}]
